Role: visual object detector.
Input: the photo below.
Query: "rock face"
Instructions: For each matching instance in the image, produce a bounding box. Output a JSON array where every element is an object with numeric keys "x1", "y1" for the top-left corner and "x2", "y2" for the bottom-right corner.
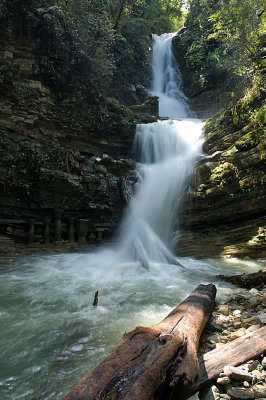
[
  {"x1": 0, "y1": 11, "x2": 158, "y2": 254},
  {"x1": 172, "y1": 31, "x2": 242, "y2": 119},
  {"x1": 177, "y1": 108, "x2": 266, "y2": 259}
]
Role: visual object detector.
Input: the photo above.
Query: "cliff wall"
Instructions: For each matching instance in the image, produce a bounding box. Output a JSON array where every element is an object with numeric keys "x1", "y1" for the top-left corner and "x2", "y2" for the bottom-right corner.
[
  {"x1": 177, "y1": 102, "x2": 266, "y2": 258},
  {"x1": 0, "y1": 9, "x2": 158, "y2": 255}
]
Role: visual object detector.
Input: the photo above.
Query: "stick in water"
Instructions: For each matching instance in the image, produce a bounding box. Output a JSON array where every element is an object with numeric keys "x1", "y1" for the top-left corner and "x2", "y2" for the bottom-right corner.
[{"x1": 93, "y1": 290, "x2": 98, "y2": 307}]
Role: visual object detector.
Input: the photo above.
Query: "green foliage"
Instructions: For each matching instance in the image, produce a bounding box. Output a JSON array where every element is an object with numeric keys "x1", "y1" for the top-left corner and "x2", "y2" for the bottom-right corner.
[
  {"x1": 208, "y1": 0, "x2": 266, "y2": 76},
  {"x1": 131, "y1": 0, "x2": 183, "y2": 34},
  {"x1": 184, "y1": 0, "x2": 266, "y2": 80},
  {"x1": 1, "y1": 0, "x2": 184, "y2": 101}
]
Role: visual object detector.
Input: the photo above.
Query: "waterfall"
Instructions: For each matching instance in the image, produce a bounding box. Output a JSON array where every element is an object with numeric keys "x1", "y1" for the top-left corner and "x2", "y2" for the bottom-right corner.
[
  {"x1": 151, "y1": 33, "x2": 192, "y2": 118},
  {"x1": 0, "y1": 33, "x2": 253, "y2": 400},
  {"x1": 117, "y1": 33, "x2": 203, "y2": 268}
]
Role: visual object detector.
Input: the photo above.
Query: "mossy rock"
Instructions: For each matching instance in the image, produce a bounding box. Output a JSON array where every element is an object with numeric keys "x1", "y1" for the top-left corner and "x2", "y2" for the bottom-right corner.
[
  {"x1": 235, "y1": 126, "x2": 266, "y2": 152},
  {"x1": 210, "y1": 162, "x2": 238, "y2": 187}
]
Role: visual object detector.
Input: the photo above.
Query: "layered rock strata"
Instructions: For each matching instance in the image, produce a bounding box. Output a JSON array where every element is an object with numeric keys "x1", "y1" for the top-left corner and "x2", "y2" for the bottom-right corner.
[
  {"x1": 177, "y1": 109, "x2": 266, "y2": 259},
  {"x1": 0, "y1": 21, "x2": 158, "y2": 255}
]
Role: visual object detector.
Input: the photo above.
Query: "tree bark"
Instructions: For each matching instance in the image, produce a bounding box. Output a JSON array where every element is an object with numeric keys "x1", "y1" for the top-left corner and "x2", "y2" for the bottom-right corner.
[
  {"x1": 184, "y1": 326, "x2": 266, "y2": 399},
  {"x1": 217, "y1": 268, "x2": 266, "y2": 289},
  {"x1": 63, "y1": 284, "x2": 216, "y2": 400}
]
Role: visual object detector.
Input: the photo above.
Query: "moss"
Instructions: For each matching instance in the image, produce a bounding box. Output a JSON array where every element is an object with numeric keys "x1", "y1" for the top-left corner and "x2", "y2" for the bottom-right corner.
[
  {"x1": 210, "y1": 162, "x2": 238, "y2": 188},
  {"x1": 129, "y1": 97, "x2": 159, "y2": 118},
  {"x1": 199, "y1": 164, "x2": 212, "y2": 182},
  {"x1": 235, "y1": 126, "x2": 266, "y2": 152}
]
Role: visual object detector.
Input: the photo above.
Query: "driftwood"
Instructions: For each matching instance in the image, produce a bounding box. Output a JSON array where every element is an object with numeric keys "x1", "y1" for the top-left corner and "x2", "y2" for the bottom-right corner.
[
  {"x1": 217, "y1": 268, "x2": 266, "y2": 289},
  {"x1": 185, "y1": 325, "x2": 266, "y2": 399},
  {"x1": 63, "y1": 284, "x2": 216, "y2": 400},
  {"x1": 93, "y1": 291, "x2": 98, "y2": 307}
]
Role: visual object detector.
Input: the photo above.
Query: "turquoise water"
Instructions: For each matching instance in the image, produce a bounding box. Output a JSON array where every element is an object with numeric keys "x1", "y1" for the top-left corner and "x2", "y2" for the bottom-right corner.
[{"x1": 0, "y1": 251, "x2": 263, "y2": 399}]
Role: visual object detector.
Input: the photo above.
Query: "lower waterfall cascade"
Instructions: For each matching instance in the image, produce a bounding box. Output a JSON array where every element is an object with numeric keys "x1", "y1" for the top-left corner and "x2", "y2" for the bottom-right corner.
[{"x1": 0, "y1": 33, "x2": 263, "y2": 400}]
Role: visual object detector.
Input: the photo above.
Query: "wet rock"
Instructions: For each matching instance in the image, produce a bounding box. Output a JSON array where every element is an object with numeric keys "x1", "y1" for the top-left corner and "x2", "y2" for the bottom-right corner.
[
  {"x1": 227, "y1": 387, "x2": 255, "y2": 399},
  {"x1": 94, "y1": 164, "x2": 107, "y2": 175},
  {"x1": 206, "y1": 321, "x2": 223, "y2": 332},
  {"x1": 224, "y1": 366, "x2": 253, "y2": 382},
  {"x1": 248, "y1": 360, "x2": 260, "y2": 372},
  {"x1": 252, "y1": 383, "x2": 266, "y2": 398},
  {"x1": 217, "y1": 376, "x2": 231, "y2": 385},
  {"x1": 243, "y1": 297, "x2": 262, "y2": 310},
  {"x1": 249, "y1": 289, "x2": 260, "y2": 296},
  {"x1": 201, "y1": 385, "x2": 221, "y2": 400}
]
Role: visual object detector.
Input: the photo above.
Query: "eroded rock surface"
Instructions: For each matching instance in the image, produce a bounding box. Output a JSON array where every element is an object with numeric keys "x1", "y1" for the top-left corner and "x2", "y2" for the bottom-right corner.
[
  {"x1": 0, "y1": 11, "x2": 158, "y2": 255},
  {"x1": 177, "y1": 108, "x2": 266, "y2": 259}
]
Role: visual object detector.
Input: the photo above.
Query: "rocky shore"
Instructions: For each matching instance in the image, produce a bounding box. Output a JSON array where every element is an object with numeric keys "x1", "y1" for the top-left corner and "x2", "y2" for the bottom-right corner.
[{"x1": 199, "y1": 273, "x2": 266, "y2": 400}]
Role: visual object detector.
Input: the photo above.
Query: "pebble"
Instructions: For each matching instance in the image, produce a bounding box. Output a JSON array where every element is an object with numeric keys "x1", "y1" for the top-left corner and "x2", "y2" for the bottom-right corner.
[
  {"x1": 203, "y1": 385, "x2": 221, "y2": 400},
  {"x1": 244, "y1": 297, "x2": 262, "y2": 310},
  {"x1": 242, "y1": 316, "x2": 261, "y2": 328},
  {"x1": 227, "y1": 387, "x2": 255, "y2": 399},
  {"x1": 248, "y1": 360, "x2": 260, "y2": 372},
  {"x1": 252, "y1": 370, "x2": 265, "y2": 382},
  {"x1": 200, "y1": 284, "x2": 266, "y2": 400},
  {"x1": 217, "y1": 376, "x2": 231, "y2": 385},
  {"x1": 219, "y1": 305, "x2": 230, "y2": 316},
  {"x1": 224, "y1": 366, "x2": 253, "y2": 382},
  {"x1": 233, "y1": 320, "x2": 242, "y2": 329},
  {"x1": 230, "y1": 328, "x2": 246, "y2": 340},
  {"x1": 252, "y1": 383, "x2": 266, "y2": 398}
]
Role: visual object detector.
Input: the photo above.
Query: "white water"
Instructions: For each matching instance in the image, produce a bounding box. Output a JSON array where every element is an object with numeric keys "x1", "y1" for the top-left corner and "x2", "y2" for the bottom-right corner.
[
  {"x1": 117, "y1": 119, "x2": 202, "y2": 267},
  {"x1": 0, "y1": 33, "x2": 263, "y2": 400},
  {"x1": 116, "y1": 33, "x2": 203, "y2": 267},
  {"x1": 152, "y1": 33, "x2": 193, "y2": 118}
]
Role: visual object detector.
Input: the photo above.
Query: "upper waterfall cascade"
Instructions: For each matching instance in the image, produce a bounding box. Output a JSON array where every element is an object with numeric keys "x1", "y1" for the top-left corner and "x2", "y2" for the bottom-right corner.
[
  {"x1": 117, "y1": 33, "x2": 203, "y2": 268},
  {"x1": 152, "y1": 33, "x2": 193, "y2": 119}
]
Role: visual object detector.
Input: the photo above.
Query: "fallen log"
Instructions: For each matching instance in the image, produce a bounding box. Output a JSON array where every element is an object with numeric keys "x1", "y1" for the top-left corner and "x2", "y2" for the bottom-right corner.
[
  {"x1": 63, "y1": 283, "x2": 216, "y2": 400},
  {"x1": 184, "y1": 326, "x2": 266, "y2": 399},
  {"x1": 217, "y1": 268, "x2": 266, "y2": 289}
]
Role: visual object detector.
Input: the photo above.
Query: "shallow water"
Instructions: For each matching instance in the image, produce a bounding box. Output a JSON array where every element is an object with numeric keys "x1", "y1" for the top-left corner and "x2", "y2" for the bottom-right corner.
[{"x1": 0, "y1": 252, "x2": 263, "y2": 399}]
